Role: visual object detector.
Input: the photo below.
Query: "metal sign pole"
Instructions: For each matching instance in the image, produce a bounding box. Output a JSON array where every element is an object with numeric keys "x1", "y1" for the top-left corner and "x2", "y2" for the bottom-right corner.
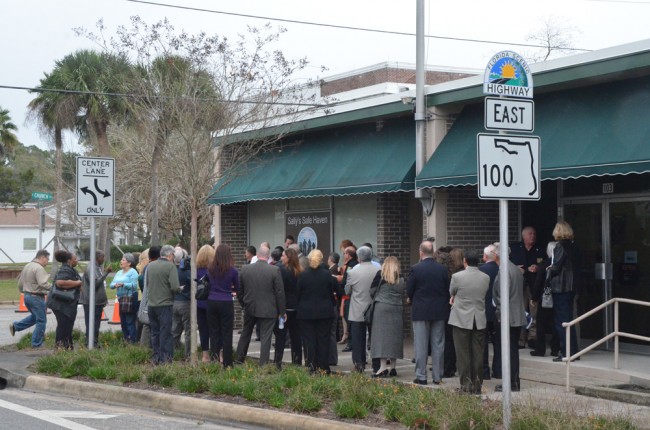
[
  {"x1": 88, "y1": 217, "x2": 96, "y2": 350},
  {"x1": 499, "y1": 199, "x2": 511, "y2": 429},
  {"x1": 38, "y1": 200, "x2": 43, "y2": 250}
]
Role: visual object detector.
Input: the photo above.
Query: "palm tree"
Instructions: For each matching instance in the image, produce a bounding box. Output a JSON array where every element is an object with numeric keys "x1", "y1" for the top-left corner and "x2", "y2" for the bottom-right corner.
[
  {"x1": 46, "y1": 49, "x2": 133, "y2": 256},
  {"x1": 0, "y1": 107, "x2": 20, "y2": 159},
  {"x1": 27, "y1": 70, "x2": 75, "y2": 261}
]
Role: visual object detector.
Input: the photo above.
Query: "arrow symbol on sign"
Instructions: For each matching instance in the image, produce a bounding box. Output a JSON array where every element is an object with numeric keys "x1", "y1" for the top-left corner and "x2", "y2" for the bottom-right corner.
[
  {"x1": 94, "y1": 178, "x2": 111, "y2": 198},
  {"x1": 80, "y1": 187, "x2": 98, "y2": 206}
]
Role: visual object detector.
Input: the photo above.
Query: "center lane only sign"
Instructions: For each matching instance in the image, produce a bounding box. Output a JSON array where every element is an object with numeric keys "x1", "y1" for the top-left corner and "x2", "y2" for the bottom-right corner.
[
  {"x1": 477, "y1": 133, "x2": 540, "y2": 200},
  {"x1": 76, "y1": 156, "x2": 115, "y2": 217}
]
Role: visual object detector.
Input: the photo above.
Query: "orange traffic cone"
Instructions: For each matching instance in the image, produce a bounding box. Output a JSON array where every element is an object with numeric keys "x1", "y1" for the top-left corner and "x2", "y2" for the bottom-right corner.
[
  {"x1": 108, "y1": 298, "x2": 121, "y2": 325},
  {"x1": 101, "y1": 310, "x2": 108, "y2": 321},
  {"x1": 15, "y1": 293, "x2": 28, "y2": 313}
]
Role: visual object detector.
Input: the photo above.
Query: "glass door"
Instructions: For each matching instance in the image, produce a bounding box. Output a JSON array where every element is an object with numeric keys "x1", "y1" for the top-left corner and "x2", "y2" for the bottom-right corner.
[
  {"x1": 609, "y1": 201, "x2": 650, "y2": 348},
  {"x1": 563, "y1": 203, "x2": 608, "y2": 345}
]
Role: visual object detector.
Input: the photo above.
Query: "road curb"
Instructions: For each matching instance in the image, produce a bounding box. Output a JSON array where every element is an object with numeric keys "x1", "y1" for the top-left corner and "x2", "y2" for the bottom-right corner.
[
  {"x1": 22, "y1": 374, "x2": 378, "y2": 430},
  {"x1": 0, "y1": 368, "x2": 26, "y2": 389}
]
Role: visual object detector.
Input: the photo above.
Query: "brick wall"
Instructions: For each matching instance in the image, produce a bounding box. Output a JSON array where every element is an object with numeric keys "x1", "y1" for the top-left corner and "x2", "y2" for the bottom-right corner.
[
  {"x1": 220, "y1": 202, "x2": 248, "y2": 329},
  {"x1": 376, "y1": 192, "x2": 414, "y2": 338},
  {"x1": 445, "y1": 186, "x2": 519, "y2": 251},
  {"x1": 322, "y1": 68, "x2": 474, "y2": 97}
]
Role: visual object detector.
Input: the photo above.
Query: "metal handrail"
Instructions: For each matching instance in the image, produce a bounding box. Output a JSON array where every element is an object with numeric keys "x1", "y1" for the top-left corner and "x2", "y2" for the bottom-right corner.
[{"x1": 561, "y1": 297, "x2": 650, "y2": 392}]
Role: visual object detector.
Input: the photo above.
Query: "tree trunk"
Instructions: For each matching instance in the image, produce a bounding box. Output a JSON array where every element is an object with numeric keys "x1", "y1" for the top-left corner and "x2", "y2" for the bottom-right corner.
[
  {"x1": 150, "y1": 127, "x2": 166, "y2": 246},
  {"x1": 190, "y1": 203, "x2": 199, "y2": 365},
  {"x1": 92, "y1": 120, "x2": 111, "y2": 260}
]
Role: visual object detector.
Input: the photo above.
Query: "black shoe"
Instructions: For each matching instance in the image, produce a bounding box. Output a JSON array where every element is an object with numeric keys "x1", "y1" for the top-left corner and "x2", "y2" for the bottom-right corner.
[
  {"x1": 553, "y1": 355, "x2": 580, "y2": 362},
  {"x1": 527, "y1": 340, "x2": 536, "y2": 349},
  {"x1": 530, "y1": 351, "x2": 544, "y2": 357},
  {"x1": 342, "y1": 345, "x2": 352, "y2": 352},
  {"x1": 371, "y1": 370, "x2": 389, "y2": 378},
  {"x1": 551, "y1": 350, "x2": 559, "y2": 357},
  {"x1": 443, "y1": 371, "x2": 455, "y2": 378},
  {"x1": 354, "y1": 364, "x2": 365, "y2": 373},
  {"x1": 483, "y1": 374, "x2": 491, "y2": 380},
  {"x1": 389, "y1": 369, "x2": 397, "y2": 377},
  {"x1": 433, "y1": 380, "x2": 442, "y2": 385},
  {"x1": 491, "y1": 373, "x2": 502, "y2": 379},
  {"x1": 413, "y1": 378, "x2": 427, "y2": 385},
  {"x1": 254, "y1": 337, "x2": 260, "y2": 341},
  {"x1": 495, "y1": 384, "x2": 520, "y2": 392}
]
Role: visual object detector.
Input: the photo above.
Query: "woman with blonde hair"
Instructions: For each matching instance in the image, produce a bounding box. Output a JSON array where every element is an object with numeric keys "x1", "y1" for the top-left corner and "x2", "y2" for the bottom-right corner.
[
  {"x1": 369, "y1": 256, "x2": 406, "y2": 377},
  {"x1": 196, "y1": 244, "x2": 216, "y2": 363},
  {"x1": 548, "y1": 221, "x2": 581, "y2": 362},
  {"x1": 296, "y1": 249, "x2": 337, "y2": 374}
]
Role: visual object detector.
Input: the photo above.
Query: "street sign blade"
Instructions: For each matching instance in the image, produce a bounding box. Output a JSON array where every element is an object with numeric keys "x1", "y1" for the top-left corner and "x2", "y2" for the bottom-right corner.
[
  {"x1": 484, "y1": 97, "x2": 534, "y2": 132},
  {"x1": 477, "y1": 133, "x2": 541, "y2": 200},
  {"x1": 31, "y1": 192, "x2": 52, "y2": 201}
]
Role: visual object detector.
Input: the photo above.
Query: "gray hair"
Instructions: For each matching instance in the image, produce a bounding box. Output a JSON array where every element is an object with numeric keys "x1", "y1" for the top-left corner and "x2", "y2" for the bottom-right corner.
[
  {"x1": 546, "y1": 241, "x2": 557, "y2": 259},
  {"x1": 123, "y1": 253, "x2": 136, "y2": 267},
  {"x1": 357, "y1": 246, "x2": 372, "y2": 263},
  {"x1": 493, "y1": 242, "x2": 510, "y2": 257},
  {"x1": 257, "y1": 245, "x2": 270, "y2": 260},
  {"x1": 160, "y1": 245, "x2": 175, "y2": 258},
  {"x1": 483, "y1": 244, "x2": 497, "y2": 261},
  {"x1": 174, "y1": 248, "x2": 188, "y2": 265}
]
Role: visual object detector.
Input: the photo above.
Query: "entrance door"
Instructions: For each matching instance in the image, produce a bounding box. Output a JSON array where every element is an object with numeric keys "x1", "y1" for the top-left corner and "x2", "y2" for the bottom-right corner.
[
  {"x1": 609, "y1": 201, "x2": 650, "y2": 347},
  {"x1": 564, "y1": 199, "x2": 650, "y2": 352},
  {"x1": 563, "y1": 203, "x2": 607, "y2": 344}
]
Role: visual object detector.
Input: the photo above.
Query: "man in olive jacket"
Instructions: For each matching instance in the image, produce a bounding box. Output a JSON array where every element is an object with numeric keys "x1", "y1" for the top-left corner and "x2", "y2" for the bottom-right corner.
[
  {"x1": 236, "y1": 246, "x2": 286, "y2": 367},
  {"x1": 146, "y1": 245, "x2": 181, "y2": 364}
]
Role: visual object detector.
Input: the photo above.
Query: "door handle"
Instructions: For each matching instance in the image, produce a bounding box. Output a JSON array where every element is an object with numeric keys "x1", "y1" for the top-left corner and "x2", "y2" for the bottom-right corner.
[{"x1": 595, "y1": 263, "x2": 612, "y2": 280}]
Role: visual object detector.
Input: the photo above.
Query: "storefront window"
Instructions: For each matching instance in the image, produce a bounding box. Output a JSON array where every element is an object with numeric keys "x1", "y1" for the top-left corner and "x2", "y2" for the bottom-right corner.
[
  {"x1": 333, "y1": 195, "x2": 377, "y2": 251},
  {"x1": 249, "y1": 200, "x2": 286, "y2": 248}
]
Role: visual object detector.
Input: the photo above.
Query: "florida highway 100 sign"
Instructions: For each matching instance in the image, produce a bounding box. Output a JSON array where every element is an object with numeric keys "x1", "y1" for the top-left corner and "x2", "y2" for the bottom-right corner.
[{"x1": 477, "y1": 133, "x2": 540, "y2": 200}]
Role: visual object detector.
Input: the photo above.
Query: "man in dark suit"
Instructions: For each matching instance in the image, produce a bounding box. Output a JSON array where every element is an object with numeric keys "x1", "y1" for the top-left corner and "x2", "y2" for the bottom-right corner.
[
  {"x1": 449, "y1": 249, "x2": 490, "y2": 394},
  {"x1": 406, "y1": 240, "x2": 450, "y2": 385},
  {"x1": 480, "y1": 244, "x2": 501, "y2": 379},
  {"x1": 510, "y1": 226, "x2": 546, "y2": 348},
  {"x1": 235, "y1": 246, "x2": 286, "y2": 367}
]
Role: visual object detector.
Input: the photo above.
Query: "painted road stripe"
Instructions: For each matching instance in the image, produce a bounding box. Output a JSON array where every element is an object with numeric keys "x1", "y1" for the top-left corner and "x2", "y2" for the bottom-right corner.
[
  {"x1": 41, "y1": 410, "x2": 119, "y2": 419},
  {"x1": 0, "y1": 399, "x2": 97, "y2": 430}
]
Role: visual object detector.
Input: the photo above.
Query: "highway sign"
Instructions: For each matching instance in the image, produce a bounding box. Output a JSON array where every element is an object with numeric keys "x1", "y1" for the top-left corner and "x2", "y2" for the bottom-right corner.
[
  {"x1": 31, "y1": 191, "x2": 52, "y2": 201},
  {"x1": 484, "y1": 97, "x2": 534, "y2": 132},
  {"x1": 483, "y1": 51, "x2": 533, "y2": 99},
  {"x1": 477, "y1": 133, "x2": 540, "y2": 200},
  {"x1": 76, "y1": 156, "x2": 115, "y2": 217}
]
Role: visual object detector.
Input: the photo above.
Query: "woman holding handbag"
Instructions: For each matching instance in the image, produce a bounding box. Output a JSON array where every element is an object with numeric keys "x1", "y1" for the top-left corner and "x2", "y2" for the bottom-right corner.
[
  {"x1": 110, "y1": 253, "x2": 139, "y2": 343},
  {"x1": 369, "y1": 256, "x2": 405, "y2": 378},
  {"x1": 48, "y1": 250, "x2": 82, "y2": 350}
]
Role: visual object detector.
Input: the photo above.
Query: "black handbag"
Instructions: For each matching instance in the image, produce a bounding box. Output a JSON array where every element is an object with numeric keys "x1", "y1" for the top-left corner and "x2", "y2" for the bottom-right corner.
[
  {"x1": 50, "y1": 285, "x2": 76, "y2": 303},
  {"x1": 195, "y1": 275, "x2": 210, "y2": 301}
]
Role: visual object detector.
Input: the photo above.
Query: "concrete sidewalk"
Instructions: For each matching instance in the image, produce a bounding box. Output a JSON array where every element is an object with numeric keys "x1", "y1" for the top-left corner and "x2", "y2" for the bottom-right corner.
[{"x1": 1, "y1": 302, "x2": 650, "y2": 428}]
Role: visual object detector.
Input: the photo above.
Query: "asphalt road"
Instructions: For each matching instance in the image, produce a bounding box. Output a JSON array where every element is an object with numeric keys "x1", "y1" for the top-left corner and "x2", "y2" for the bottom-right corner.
[{"x1": 0, "y1": 387, "x2": 264, "y2": 430}]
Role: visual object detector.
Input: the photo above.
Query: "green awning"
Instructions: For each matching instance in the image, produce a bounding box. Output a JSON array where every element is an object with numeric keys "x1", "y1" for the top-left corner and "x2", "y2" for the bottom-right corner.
[
  {"x1": 416, "y1": 75, "x2": 650, "y2": 188},
  {"x1": 209, "y1": 118, "x2": 415, "y2": 204}
]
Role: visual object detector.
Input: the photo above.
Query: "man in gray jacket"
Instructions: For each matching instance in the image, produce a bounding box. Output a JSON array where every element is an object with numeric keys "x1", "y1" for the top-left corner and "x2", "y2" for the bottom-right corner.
[
  {"x1": 146, "y1": 245, "x2": 180, "y2": 364},
  {"x1": 493, "y1": 243, "x2": 527, "y2": 392},
  {"x1": 345, "y1": 246, "x2": 379, "y2": 372},
  {"x1": 448, "y1": 249, "x2": 490, "y2": 394},
  {"x1": 236, "y1": 245, "x2": 286, "y2": 367}
]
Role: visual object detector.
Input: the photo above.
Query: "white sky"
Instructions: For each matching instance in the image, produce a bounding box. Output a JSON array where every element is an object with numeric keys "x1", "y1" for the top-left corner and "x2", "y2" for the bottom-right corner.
[{"x1": 1, "y1": 0, "x2": 649, "y2": 151}]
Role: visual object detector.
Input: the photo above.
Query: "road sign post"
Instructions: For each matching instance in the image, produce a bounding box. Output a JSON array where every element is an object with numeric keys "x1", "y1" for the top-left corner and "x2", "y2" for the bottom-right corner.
[
  {"x1": 481, "y1": 51, "x2": 537, "y2": 430},
  {"x1": 76, "y1": 156, "x2": 115, "y2": 350}
]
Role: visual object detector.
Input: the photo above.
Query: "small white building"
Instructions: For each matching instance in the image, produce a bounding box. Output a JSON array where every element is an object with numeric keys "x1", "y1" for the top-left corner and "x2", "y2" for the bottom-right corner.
[{"x1": 0, "y1": 206, "x2": 55, "y2": 264}]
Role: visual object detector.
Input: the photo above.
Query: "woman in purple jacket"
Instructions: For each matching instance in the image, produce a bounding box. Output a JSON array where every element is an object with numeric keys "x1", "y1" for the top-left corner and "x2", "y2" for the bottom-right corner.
[
  {"x1": 196, "y1": 245, "x2": 216, "y2": 363},
  {"x1": 206, "y1": 244, "x2": 239, "y2": 367}
]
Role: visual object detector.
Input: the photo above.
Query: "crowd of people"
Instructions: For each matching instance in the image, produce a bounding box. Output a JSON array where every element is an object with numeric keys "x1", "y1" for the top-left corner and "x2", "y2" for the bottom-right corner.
[{"x1": 8, "y1": 221, "x2": 582, "y2": 393}]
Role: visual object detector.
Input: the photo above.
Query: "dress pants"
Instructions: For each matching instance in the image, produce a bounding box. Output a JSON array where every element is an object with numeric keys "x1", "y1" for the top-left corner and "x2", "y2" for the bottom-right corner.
[
  {"x1": 507, "y1": 326, "x2": 521, "y2": 389},
  {"x1": 274, "y1": 309, "x2": 302, "y2": 366},
  {"x1": 207, "y1": 300, "x2": 234, "y2": 366},
  {"x1": 350, "y1": 321, "x2": 367, "y2": 370},
  {"x1": 329, "y1": 305, "x2": 338, "y2": 366},
  {"x1": 413, "y1": 319, "x2": 445, "y2": 383},
  {"x1": 553, "y1": 291, "x2": 579, "y2": 357},
  {"x1": 483, "y1": 320, "x2": 501, "y2": 378},
  {"x1": 172, "y1": 300, "x2": 191, "y2": 358},
  {"x1": 236, "y1": 312, "x2": 275, "y2": 366},
  {"x1": 453, "y1": 324, "x2": 485, "y2": 393},
  {"x1": 300, "y1": 318, "x2": 332, "y2": 373},
  {"x1": 197, "y1": 306, "x2": 210, "y2": 352},
  {"x1": 83, "y1": 304, "x2": 104, "y2": 346},
  {"x1": 149, "y1": 305, "x2": 174, "y2": 364},
  {"x1": 534, "y1": 306, "x2": 560, "y2": 356}
]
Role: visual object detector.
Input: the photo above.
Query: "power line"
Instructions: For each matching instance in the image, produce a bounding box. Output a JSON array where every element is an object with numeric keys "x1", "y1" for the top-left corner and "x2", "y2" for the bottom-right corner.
[
  {"x1": 0, "y1": 84, "x2": 324, "y2": 107},
  {"x1": 126, "y1": 0, "x2": 592, "y2": 52}
]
